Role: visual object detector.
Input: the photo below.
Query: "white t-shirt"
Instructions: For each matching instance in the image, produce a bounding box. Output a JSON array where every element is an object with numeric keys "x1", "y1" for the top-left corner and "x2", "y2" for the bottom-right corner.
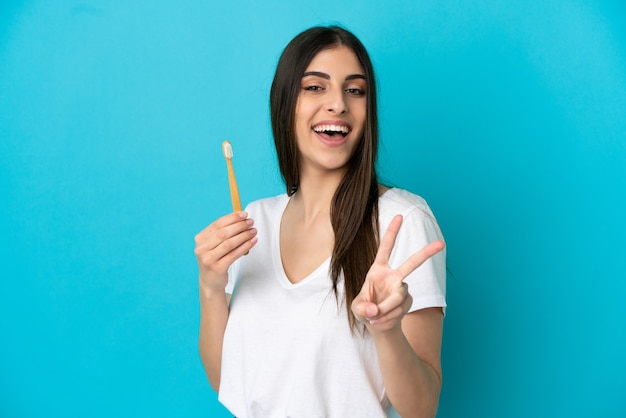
[{"x1": 219, "y1": 188, "x2": 446, "y2": 418}]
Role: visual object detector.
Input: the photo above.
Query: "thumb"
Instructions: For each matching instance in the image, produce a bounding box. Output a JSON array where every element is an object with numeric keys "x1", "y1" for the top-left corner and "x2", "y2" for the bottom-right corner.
[{"x1": 352, "y1": 300, "x2": 379, "y2": 320}]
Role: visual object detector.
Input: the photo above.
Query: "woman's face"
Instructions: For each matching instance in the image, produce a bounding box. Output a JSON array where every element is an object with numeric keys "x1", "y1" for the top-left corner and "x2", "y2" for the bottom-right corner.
[{"x1": 294, "y1": 46, "x2": 367, "y2": 176}]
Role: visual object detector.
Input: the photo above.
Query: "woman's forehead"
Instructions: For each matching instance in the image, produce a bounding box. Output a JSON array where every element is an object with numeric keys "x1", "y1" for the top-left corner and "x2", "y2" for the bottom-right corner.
[{"x1": 304, "y1": 46, "x2": 365, "y2": 76}]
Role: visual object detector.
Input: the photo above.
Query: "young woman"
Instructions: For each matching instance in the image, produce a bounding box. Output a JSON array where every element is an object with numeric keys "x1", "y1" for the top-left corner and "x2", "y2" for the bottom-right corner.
[{"x1": 195, "y1": 26, "x2": 446, "y2": 418}]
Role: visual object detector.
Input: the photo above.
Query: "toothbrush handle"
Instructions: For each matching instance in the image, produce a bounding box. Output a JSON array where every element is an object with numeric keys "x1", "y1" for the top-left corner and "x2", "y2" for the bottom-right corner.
[{"x1": 226, "y1": 159, "x2": 242, "y2": 212}]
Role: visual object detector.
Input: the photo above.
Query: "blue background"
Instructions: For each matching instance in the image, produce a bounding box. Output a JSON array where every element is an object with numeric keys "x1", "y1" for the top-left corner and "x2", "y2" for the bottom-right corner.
[{"x1": 1, "y1": 1, "x2": 625, "y2": 417}]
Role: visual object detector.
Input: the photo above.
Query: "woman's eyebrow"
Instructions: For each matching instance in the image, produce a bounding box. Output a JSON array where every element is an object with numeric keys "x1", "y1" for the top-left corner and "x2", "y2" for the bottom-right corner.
[
  {"x1": 302, "y1": 71, "x2": 366, "y2": 81},
  {"x1": 302, "y1": 71, "x2": 330, "y2": 79}
]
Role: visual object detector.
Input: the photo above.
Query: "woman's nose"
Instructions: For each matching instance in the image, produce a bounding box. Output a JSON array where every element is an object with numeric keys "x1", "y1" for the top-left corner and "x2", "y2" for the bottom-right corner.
[{"x1": 326, "y1": 89, "x2": 347, "y2": 114}]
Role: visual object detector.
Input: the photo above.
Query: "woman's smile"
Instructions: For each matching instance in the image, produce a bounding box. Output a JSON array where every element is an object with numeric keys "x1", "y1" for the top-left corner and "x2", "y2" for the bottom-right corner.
[{"x1": 312, "y1": 119, "x2": 352, "y2": 146}]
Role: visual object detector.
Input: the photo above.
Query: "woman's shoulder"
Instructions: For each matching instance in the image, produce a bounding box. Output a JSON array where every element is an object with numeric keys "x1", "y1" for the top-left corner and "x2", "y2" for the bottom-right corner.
[
  {"x1": 379, "y1": 187, "x2": 433, "y2": 217},
  {"x1": 378, "y1": 187, "x2": 444, "y2": 257}
]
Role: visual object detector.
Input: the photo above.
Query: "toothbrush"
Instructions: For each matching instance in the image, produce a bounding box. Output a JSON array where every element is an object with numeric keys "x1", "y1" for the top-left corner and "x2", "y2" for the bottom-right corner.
[{"x1": 222, "y1": 140, "x2": 242, "y2": 212}]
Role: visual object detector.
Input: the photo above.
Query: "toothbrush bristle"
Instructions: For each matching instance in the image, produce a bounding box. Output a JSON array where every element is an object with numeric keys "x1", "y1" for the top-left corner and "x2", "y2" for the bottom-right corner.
[{"x1": 222, "y1": 141, "x2": 233, "y2": 159}]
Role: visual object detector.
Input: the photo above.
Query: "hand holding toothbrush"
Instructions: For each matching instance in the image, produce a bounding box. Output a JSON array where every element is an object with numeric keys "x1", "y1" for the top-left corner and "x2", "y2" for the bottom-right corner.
[
  {"x1": 194, "y1": 211, "x2": 257, "y2": 293},
  {"x1": 194, "y1": 140, "x2": 256, "y2": 293}
]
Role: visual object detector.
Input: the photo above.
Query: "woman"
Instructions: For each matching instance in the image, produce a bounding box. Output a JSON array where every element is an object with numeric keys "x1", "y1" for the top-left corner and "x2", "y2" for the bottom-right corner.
[{"x1": 195, "y1": 26, "x2": 446, "y2": 418}]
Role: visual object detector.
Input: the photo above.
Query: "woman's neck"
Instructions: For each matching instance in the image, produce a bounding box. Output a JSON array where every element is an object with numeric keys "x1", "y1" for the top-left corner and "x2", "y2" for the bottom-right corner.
[{"x1": 289, "y1": 169, "x2": 344, "y2": 224}]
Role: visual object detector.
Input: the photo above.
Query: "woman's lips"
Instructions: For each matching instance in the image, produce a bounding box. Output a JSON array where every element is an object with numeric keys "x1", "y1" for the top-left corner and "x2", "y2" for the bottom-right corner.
[
  {"x1": 313, "y1": 129, "x2": 349, "y2": 146},
  {"x1": 312, "y1": 120, "x2": 351, "y2": 146}
]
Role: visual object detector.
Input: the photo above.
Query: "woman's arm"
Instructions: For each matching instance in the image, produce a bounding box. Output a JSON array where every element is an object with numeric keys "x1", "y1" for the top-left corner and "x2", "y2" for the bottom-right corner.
[
  {"x1": 352, "y1": 214, "x2": 445, "y2": 418},
  {"x1": 370, "y1": 308, "x2": 443, "y2": 418},
  {"x1": 195, "y1": 211, "x2": 257, "y2": 391},
  {"x1": 198, "y1": 290, "x2": 231, "y2": 392}
]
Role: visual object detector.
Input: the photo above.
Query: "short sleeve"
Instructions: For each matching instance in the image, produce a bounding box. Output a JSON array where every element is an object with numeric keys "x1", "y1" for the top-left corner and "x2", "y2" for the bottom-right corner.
[{"x1": 224, "y1": 258, "x2": 241, "y2": 295}]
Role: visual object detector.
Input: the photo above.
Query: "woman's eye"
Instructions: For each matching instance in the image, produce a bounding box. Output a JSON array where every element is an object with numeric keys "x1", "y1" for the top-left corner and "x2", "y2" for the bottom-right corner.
[
  {"x1": 346, "y1": 88, "x2": 366, "y2": 96},
  {"x1": 303, "y1": 85, "x2": 323, "y2": 92}
]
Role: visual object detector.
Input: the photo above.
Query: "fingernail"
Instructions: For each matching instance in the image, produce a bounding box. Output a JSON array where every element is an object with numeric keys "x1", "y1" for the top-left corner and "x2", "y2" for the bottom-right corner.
[
  {"x1": 238, "y1": 211, "x2": 248, "y2": 218},
  {"x1": 246, "y1": 219, "x2": 254, "y2": 226}
]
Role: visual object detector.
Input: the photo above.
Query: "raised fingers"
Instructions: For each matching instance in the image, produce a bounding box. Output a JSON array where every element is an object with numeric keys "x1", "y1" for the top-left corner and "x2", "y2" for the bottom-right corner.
[
  {"x1": 396, "y1": 239, "x2": 445, "y2": 279},
  {"x1": 374, "y1": 214, "x2": 403, "y2": 265}
]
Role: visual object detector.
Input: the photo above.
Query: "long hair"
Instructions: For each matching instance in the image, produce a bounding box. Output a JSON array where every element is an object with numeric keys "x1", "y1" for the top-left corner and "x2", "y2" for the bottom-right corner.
[{"x1": 270, "y1": 26, "x2": 380, "y2": 331}]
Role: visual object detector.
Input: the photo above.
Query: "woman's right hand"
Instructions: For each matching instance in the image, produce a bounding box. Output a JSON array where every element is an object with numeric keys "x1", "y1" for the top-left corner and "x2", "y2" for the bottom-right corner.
[{"x1": 194, "y1": 211, "x2": 257, "y2": 293}]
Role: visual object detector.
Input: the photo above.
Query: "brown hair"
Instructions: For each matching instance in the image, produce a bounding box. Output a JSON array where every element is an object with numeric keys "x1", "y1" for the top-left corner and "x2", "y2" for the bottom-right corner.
[{"x1": 270, "y1": 26, "x2": 380, "y2": 330}]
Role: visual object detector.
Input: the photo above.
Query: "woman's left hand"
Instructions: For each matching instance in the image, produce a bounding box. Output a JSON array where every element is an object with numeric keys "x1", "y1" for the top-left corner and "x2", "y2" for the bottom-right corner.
[{"x1": 351, "y1": 214, "x2": 445, "y2": 334}]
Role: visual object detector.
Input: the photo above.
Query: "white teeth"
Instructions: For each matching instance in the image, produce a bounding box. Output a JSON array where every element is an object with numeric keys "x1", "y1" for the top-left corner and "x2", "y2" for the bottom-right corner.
[{"x1": 313, "y1": 124, "x2": 349, "y2": 134}]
